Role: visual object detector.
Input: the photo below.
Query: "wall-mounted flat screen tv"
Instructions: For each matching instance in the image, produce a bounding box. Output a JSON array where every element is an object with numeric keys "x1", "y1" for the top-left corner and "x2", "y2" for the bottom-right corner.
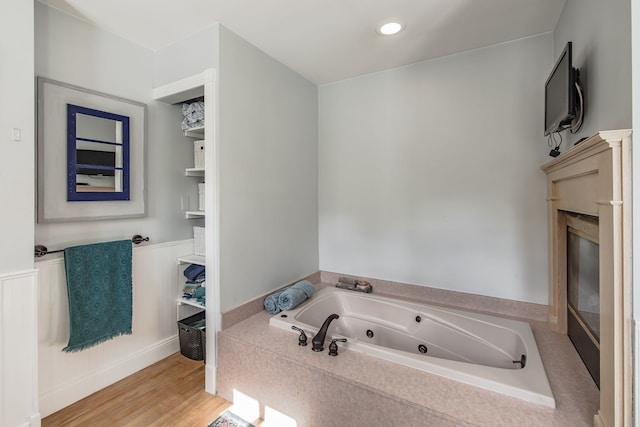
[{"x1": 544, "y1": 42, "x2": 577, "y2": 136}]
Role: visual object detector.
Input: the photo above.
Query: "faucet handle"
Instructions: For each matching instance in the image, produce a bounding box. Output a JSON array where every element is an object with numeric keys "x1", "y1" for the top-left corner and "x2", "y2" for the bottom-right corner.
[
  {"x1": 291, "y1": 326, "x2": 308, "y2": 346},
  {"x1": 328, "y1": 338, "x2": 347, "y2": 356}
]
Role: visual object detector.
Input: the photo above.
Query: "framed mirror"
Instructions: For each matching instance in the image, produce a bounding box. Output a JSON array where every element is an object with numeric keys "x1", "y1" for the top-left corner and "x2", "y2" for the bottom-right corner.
[
  {"x1": 37, "y1": 77, "x2": 146, "y2": 222},
  {"x1": 67, "y1": 104, "x2": 130, "y2": 201}
]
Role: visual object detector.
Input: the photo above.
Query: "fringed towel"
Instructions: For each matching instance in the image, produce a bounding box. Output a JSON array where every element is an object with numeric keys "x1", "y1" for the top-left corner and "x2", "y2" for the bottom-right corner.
[{"x1": 63, "y1": 240, "x2": 132, "y2": 352}]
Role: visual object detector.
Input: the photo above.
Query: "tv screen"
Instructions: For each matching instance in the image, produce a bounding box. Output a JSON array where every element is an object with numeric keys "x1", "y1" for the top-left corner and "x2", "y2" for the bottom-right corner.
[{"x1": 544, "y1": 42, "x2": 576, "y2": 136}]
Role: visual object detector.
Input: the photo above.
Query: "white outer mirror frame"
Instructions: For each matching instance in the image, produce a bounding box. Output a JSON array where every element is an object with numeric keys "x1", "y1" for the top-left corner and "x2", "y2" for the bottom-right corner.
[{"x1": 36, "y1": 77, "x2": 147, "y2": 223}]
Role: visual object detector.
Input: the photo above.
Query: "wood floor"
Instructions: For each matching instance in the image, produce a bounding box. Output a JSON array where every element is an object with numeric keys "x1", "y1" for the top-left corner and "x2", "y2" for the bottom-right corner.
[{"x1": 42, "y1": 353, "x2": 258, "y2": 427}]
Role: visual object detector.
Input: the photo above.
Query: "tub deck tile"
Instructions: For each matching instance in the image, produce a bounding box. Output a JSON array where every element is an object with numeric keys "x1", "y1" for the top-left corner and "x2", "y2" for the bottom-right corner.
[{"x1": 218, "y1": 299, "x2": 598, "y2": 426}]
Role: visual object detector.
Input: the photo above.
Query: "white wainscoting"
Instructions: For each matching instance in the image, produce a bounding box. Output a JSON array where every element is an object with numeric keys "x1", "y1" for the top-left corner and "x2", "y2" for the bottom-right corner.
[
  {"x1": 0, "y1": 269, "x2": 40, "y2": 427},
  {"x1": 636, "y1": 320, "x2": 640, "y2": 427},
  {"x1": 36, "y1": 239, "x2": 194, "y2": 417}
]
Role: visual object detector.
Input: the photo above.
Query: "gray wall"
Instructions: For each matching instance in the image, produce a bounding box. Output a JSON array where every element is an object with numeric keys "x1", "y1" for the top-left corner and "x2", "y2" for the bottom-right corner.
[
  {"x1": 32, "y1": 0, "x2": 632, "y2": 309},
  {"x1": 319, "y1": 34, "x2": 553, "y2": 304},
  {"x1": 633, "y1": 0, "x2": 640, "y2": 321},
  {"x1": 557, "y1": 1, "x2": 635, "y2": 421},
  {"x1": 35, "y1": 3, "x2": 197, "y2": 248},
  {"x1": 553, "y1": 0, "x2": 632, "y2": 146},
  {"x1": 155, "y1": 24, "x2": 320, "y2": 311},
  {"x1": 0, "y1": 1, "x2": 34, "y2": 273},
  {"x1": 218, "y1": 26, "x2": 319, "y2": 311},
  {"x1": 154, "y1": 25, "x2": 219, "y2": 88}
]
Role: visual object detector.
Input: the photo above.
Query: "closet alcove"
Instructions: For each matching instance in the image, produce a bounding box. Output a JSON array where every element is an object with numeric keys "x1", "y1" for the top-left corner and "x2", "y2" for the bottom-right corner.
[{"x1": 153, "y1": 68, "x2": 219, "y2": 394}]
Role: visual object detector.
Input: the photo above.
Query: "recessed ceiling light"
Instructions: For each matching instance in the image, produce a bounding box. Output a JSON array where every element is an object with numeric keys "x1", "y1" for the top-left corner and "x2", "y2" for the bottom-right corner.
[{"x1": 376, "y1": 19, "x2": 405, "y2": 36}]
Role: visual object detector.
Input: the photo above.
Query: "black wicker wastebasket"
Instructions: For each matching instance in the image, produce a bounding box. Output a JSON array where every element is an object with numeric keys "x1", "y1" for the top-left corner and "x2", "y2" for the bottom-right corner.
[{"x1": 178, "y1": 311, "x2": 206, "y2": 361}]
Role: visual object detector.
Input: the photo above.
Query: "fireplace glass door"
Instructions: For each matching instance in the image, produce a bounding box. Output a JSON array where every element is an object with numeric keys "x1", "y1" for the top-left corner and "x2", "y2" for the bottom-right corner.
[{"x1": 566, "y1": 214, "x2": 600, "y2": 387}]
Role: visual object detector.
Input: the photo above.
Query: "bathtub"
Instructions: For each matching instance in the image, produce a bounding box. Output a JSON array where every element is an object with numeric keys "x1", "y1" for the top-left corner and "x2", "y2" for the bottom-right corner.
[{"x1": 269, "y1": 286, "x2": 555, "y2": 408}]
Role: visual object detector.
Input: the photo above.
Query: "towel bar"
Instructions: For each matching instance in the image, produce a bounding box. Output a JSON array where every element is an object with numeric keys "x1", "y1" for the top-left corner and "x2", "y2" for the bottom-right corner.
[{"x1": 34, "y1": 234, "x2": 150, "y2": 258}]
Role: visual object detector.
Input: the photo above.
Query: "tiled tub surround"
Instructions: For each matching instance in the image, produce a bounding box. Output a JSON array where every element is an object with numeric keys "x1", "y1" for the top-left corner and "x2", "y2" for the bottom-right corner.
[
  {"x1": 221, "y1": 272, "x2": 321, "y2": 330},
  {"x1": 217, "y1": 280, "x2": 599, "y2": 426},
  {"x1": 320, "y1": 271, "x2": 550, "y2": 322},
  {"x1": 220, "y1": 270, "x2": 547, "y2": 331}
]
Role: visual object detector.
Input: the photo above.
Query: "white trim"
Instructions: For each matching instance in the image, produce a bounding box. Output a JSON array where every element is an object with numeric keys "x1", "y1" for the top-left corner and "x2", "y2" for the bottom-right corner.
[
  {"x1": 152, "y1": 68, "x2": 219, "y2": 396},
  {"x1": 0, "y1": 270, "x2": 39, "y2": 427},
  {"x1": 0, "y1": 268, "x2": 38, "y2": 280},
  {"x1": 36, "y1": 77, "x2": 147, "y2": 222},
  {"x1": 152, "y1": 73, "x2": 205, "y2": 104},
  {"x1": 203, "y1": 68, "x2": 219, "y2": 395},
  {"x1": 635, "y1": 320, "x2": 640, "y2": 427}
]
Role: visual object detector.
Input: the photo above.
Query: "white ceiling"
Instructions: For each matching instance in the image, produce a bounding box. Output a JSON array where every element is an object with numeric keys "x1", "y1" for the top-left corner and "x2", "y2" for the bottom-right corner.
[{"x1": 38, "y1": 0, "x2": 566, "y2": 85}]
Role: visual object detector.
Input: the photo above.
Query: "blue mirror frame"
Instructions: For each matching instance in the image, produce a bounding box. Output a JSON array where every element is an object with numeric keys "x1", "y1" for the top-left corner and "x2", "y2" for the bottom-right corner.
[{"x1": 67, "y1": 104, "x2": 131, "y2": 201}]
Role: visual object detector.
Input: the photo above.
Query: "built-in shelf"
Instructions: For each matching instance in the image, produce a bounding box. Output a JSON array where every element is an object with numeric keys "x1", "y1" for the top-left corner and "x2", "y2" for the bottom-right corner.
[
  {"x1": 177, "y1": 254, "x2": 205, "y2": 266},
  {"x1": 185, "y1": 210, "x2": 205, "y2": 219},
  {"x1": 184, "y1": 126, "x2": 204, "y2": 138},
  {"x1": 185, "y1": 168, "x2": 205, "y2": 177},
  {"x1": 155, "y1": 69, "x2": 216, "y2": 394},
  {"x1": 177, "y1": 254, "x2": 205, "y2": 309},
  {"x1": 177, "y1": 297, "x2": 205, "y2": 309}
]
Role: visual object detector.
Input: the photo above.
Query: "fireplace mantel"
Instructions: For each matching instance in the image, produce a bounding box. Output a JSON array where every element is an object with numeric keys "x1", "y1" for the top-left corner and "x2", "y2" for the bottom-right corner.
[{"x1": 542, "y1": 129, "x2": 632, "y2": 427}]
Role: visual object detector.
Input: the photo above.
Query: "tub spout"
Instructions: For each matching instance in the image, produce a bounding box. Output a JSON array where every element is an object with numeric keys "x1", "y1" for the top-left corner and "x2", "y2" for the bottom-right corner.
[{"x1": 312, "y1": 313, "x2": 339, "y2": 352}]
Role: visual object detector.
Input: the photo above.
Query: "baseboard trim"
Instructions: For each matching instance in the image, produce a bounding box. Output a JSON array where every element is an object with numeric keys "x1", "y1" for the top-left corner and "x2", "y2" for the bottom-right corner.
[
  {"x1": 29, "y1": 413, "x2": 42, "y2": 427},
  {"x1": 39, "y1": 336, "x2": 179, "y2": 417},
  {"x1": 205, "y1": 363, "x2": 217, "y2": 395}
]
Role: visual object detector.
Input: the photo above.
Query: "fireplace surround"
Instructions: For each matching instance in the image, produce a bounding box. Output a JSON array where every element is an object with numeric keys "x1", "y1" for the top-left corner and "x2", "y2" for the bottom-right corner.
[{"x1": 542, "y1": 129, "x2": 632, "y2": 427}]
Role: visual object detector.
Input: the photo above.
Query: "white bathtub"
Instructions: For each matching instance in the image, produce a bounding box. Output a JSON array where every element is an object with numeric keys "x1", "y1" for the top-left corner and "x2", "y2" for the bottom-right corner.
[{"x1": 269, "y1": 286, "x2": 555, "y2": 408}]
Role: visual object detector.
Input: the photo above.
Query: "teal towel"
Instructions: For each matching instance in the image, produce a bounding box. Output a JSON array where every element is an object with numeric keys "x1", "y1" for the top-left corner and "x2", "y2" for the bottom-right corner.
[
  {"x1": 63, "y1": 240, "x2": 132, "y2": 352},
  {"x1": 277, "y1": 280, "x2": 315, "y2": 311}
]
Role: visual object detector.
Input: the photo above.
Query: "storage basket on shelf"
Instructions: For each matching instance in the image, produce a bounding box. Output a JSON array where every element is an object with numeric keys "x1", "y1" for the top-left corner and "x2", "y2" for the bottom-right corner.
[
  {"x1": 198, "y1": 183, "x2": 205, "y2": 211},
  {"x1": 177, "y1": 311, "x2": 206, "y2": 361},
  {"x1": 194, "y1": 140, "x2": 205, "y2": 169}
]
